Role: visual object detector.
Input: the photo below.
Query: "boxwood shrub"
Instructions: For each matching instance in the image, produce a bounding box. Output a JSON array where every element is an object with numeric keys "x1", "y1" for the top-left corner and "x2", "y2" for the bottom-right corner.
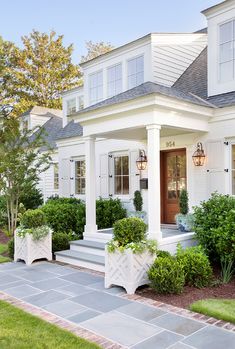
[
  {"x1": 176, "y1": 244, "x2": 213, "y2": 288},
  {"x1": 194, "y1": 193, "x2": 235, "y2": 262},
  {"x1": 148, "y1": 256, "x2": 185, "y2": 294},
  {"x1": 96, "y1": 198, "x2": 127, "y2": 229},
  {"x1": 20, "y1": 209, "x2": 47, "y2": 228},
  {"x1": 52, "y1": 232, "x2": 70, "y2": 253},
  {"x1": 113, "y1": 217, "x2": 147, "y2": 247}
]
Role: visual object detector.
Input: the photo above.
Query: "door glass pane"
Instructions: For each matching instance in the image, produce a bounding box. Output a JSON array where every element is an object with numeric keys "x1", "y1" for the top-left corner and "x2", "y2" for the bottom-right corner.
[
  {"x1": 115, "y1": 176, "x2": 121, "y2": 194},
  {"x1": 122, "y1": 156, "x2": 129, "y2": 175},
  {"x1": 166, "y1": 153, "x2": 186, "y2": 200},
  {"x1": 123, "y1": 176, "x2": 129, "y2": 195},
  {"x1": 114, "y1": 157, "x2": 121, "y2": 175}
]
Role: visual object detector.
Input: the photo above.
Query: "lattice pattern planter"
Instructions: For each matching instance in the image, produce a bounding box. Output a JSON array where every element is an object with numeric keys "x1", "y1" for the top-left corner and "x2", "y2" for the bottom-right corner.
[
  {"x1": 14, "y1": 231, "x2": 52, "y2": 266},
  {"x1": 105, "y1": 247, "x2": 155, "y2": 294}
]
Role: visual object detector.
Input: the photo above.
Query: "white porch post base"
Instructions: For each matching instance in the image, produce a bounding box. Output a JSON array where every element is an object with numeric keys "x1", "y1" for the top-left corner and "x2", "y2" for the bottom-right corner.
[
  {"x1": 146, "y1": 124, "x2": 162, "y2": 241},
  {"x1": 85, "y1": 136, "x2": 97, "y2": 235}
]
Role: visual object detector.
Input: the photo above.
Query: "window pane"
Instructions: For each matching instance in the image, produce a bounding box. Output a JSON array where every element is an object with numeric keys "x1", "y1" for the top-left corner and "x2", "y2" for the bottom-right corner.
[
  {"x1": 220, "y1": 42, "x2": 233, "y2": 63},
  {"x1": 220, "y1": 61, "x2": 233, "y2": 82},
  {"x1": 67, "y1": 98, "x2": 76, "y2": 115},
  {"x1": 115, "y1": 176, "x2": 122, "y2": 194},
  {"x1": 123, "y1": 176, "x2": 129, "y2": 195},
  {"x1": 116, "y1": 79, "x2": 122, "y2": 94},
  {"x1": 108, "y1": 81, "x2": 115, "y2": 97},
  {"x1": 128, "y1": 75, "x2": 137, "y2": 89},
  {"x1": 89, "y1": 71, "x2": 103, "y2": 104},
  {"x1": 136, "y1": 56, "x2": 144, "y2": 73},
  {"x1": 136, "y1": 72, "x2": 144, "y2": 85},
  {"x1": 114, "y1": 157, "x2": 122, "y2": 175},
  {"x1": 122, "y1": 156, "x2": 129, "y2": 175},
  {"x1": 220, "y1": 21, "x2": 233, "y2": 44},
  {"x1": 128, "y1": 59, "x2": 136, "y2": 75}
]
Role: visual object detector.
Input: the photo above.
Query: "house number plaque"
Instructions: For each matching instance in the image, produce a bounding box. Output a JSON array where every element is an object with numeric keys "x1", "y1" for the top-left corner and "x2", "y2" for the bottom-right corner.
[{"x1": 166, "y1": 141, "x2": 175, "y2": 148}]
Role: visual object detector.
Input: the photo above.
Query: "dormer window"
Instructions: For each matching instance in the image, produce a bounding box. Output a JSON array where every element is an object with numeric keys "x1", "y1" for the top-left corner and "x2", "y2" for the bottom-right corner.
[
  {"x1": 107, "y1": 63, "x2": 122, "y2": 97},
  {"x1": 66, "y1": 98, "x2": 76, "y2": 116},
  {"x1": 78, "y1": 95, "x2": 84, "y2": 110},
  {"x1": 128, "y1": 55, "x2": 144, "y2": 89},
  {"x1": 219, "y1": 20, "x2": 235, "y2": 82},
  {"x1": 89, "y1": 70, "x2": 103, "y2": 105}
]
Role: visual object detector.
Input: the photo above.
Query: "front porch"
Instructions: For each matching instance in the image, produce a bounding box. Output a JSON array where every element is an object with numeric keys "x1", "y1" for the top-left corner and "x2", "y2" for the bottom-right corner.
[{"x1": 55, "y1": 227, "x2": 196, "y2": 272}]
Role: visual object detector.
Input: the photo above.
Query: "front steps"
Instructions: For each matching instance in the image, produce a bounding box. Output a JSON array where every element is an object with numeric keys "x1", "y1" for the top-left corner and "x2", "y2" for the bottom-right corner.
[{"x1": 55, "y1": 239, "x2": 106, "y2": 272}]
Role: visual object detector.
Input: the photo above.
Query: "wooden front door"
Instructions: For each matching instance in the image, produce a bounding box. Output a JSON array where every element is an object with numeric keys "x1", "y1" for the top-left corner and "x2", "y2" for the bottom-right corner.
[{"x1": 161, "y1": 149, "x2": 187, "y2": 224}]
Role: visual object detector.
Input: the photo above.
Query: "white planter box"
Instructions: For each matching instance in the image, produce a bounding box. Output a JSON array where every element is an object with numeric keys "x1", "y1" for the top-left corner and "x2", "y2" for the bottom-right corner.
[
  {"x1": 105, "y1": 247, "x2": 155, "y2": 294},
  {"x1": 14, "y1": 231, "x2": 52, "y2": 266}
]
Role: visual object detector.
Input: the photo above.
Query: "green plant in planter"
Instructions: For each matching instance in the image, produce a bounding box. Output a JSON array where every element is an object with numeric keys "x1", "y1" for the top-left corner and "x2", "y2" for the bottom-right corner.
[
  {"x1": 107, "y1": 217, "x2": 157, "y2": 254},
  {"x1": 16, "y1": 209, "x2": 52, "y2": 241},
  {"x1": 133, "y1": 191, "x2": 143, "y2": 211},
  {"x1": 175, "y1": 189, "x2": 194, "y2": 232}
]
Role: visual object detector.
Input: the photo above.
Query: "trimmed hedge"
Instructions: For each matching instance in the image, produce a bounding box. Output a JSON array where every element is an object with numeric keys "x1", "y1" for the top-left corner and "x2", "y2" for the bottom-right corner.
[
  {"x1": 194, "y1": 193, "x2": 235, "y2": 262},
  {"x1": 148, "y1": 256, "x2": 185, "y2": 294}
]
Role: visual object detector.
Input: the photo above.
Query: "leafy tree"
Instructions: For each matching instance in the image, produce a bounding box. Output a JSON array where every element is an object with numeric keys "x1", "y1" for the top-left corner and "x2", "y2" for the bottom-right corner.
[
  {"x1": 81, "y1": 40, "x2": 114, "y2": 62},
  {"x1": 1, "y1": 30, "x2": 82, "y2": 115},
  {"x1": 0, "y1": 106, "x2": 51, "y2": 235}
]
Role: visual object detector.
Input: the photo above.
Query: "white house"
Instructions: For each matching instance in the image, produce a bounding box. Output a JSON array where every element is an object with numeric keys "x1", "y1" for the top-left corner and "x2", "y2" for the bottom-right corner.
[{"x1": 23, "y1": 0, "x2": 235, "y2": 270}]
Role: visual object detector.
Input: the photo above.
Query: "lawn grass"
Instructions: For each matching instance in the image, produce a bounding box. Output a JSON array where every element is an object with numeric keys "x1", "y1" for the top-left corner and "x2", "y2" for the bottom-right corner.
[
  {"x1": 0, "y1": 300, "x2": 101, "y2": 349},
  {"x1": 190, "y1": 299, "x2": 235, "y2": 324},
  {"x1": 0, "y1": 243, "x2": 10, "y2": 263}
]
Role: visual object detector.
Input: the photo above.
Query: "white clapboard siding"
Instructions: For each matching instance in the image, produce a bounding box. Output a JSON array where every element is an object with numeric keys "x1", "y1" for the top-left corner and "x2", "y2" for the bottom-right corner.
[
  {"x1": 206, "y1": 140, "x2": 226, "y2": 196},
  {"x1": 100, "y1": 154, "x2": 109, "y2": 198},
  {"x1": 60, "y1": 158, "x2": 71, "y2": 197},
  {"x1": 129, "y1": 150, "x2": 140, "y2": 198},
  {"x1": 152, "y1": 39, "x2": 207, "y2": 87}
]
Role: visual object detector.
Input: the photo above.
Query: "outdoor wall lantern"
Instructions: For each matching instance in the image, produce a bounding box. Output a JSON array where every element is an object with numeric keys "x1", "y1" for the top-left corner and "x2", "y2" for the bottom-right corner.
[
  {"x1": 192, "y1": 142, "x2": 206, "y2": 166},
  {"x1": 136, "y1": 150, "x2": 148, "y2": 171}
]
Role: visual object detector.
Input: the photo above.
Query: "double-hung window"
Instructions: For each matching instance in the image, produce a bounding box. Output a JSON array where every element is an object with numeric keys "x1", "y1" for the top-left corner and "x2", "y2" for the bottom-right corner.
[
  {"x1": 78, "y1": 95, "x2": 84, "y2": 110},
  {"x1": 66, "y1": 98, "x2": 76, "y2": 116},
  {"x1": 54, "y1": 163, "x2": 59, "y2": 190},
  {"x1": 89, "y1": 71, "x2": 103, "y2": 105},
  {"x1": 219, "y1": 20, "x2": 235, "y2": 82},
  {"x1": 128, "y1": 55, "x2": 144, "y2": 89},
  {"x1": 75, "y1": 159, "x2": 86, "y2": 195},
  {"x1": 107, "y1": 63, "x2": 122, "y2": 97},
  {"x1": 113, "y1": 154, "x2": 129, "y2": 195}
]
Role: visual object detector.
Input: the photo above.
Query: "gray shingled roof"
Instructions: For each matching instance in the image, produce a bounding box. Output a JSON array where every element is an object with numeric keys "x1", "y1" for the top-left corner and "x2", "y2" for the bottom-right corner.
[
  {"x1": 29, "y1": 116, "x2": 63, "y2": 151},
  {"x1": 173, "y1": 48, "x2": 208, "y2": 100},
  {"x1": 21, "y1": 106, "x2": 62, "y2": 118},
  {"x1": 56, "y1": 120, "x2": 83, "y2": 140},
  {"x1": 75, "y1": 81, "x2": 211, "y2": 116},
  {"x1": 174, "y1": 47, "x2": 235, "y2": 108}
]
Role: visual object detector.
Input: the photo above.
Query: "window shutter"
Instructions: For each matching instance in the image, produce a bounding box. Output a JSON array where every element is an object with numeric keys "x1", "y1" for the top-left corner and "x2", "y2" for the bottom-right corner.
[
  {"x1": 129, "y1": 150, "x2": 140, "y2": 198},
  {"x1": 206, "y1": 140, "x2": 226, "y2": 195},
  {"x1": 100, "y1": 154, "x2": 109, "y2": 198},
  {"x1": 60, "y1": 158, "x2": 71, "y2": 197}
]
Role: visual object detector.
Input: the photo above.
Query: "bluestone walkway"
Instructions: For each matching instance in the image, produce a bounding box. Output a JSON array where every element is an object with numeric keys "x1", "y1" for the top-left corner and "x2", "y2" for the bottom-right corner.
[{"x1": 0, "y1": 261, "x2": 235, "y2": 349}]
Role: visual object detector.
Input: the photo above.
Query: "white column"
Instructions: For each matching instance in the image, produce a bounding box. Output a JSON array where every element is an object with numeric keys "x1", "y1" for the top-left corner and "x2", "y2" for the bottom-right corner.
[
  {"x1": 84, "y1": 136, "x2": 97, "y2": 234},
  {"x1": 146, "y1": 124, "x2": 162, "y2": 240}
]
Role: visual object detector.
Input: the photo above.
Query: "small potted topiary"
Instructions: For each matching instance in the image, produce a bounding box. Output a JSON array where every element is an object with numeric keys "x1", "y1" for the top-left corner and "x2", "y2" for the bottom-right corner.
[
  {"x1": 105, "y1": 217, "x2": 157, "y2": 294},
  {"x1": 14, "y1": 209, "x2": 52, "y2": 265},
  {"x1": 128, "y1": 190, "x2": 147, "y2": 223},
  {"x1": 175, "y1": 189, "x2": 194, "y2": 232}
]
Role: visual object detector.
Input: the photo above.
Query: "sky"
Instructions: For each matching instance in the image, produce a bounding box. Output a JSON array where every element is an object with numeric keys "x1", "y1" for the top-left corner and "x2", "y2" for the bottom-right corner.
[{"x1": 0, "y1": 0, "x2": 219, "y2": 63}]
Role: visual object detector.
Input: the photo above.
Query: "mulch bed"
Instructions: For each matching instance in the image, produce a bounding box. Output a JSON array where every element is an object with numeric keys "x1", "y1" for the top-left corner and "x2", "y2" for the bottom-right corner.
[
  {"x1": 0, "y1": 229, "x2": 9, "y2": 245},
  {"x1": 137, "y1": 276, "x2": 235, "y2": 309}
]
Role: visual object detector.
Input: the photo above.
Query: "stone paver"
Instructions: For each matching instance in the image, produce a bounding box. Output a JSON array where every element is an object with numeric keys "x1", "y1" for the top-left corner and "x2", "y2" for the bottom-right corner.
[{"x1": 1, "y1": 261, "x2": 235, "y2": 349}]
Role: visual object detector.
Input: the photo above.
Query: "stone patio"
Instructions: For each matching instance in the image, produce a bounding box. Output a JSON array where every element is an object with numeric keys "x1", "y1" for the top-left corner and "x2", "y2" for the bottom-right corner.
[{"x1": 0, "y1": 261, "x2": 235, "y2": 349}]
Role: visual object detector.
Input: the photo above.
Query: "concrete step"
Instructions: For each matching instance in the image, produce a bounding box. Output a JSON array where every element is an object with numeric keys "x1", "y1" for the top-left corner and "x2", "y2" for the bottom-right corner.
[
  {"x1": 55, "y1": 249, "x2": 105, "y2": 272},
  {"x1": 70, "y1": 240, "x2": 106, "y2": 256}
]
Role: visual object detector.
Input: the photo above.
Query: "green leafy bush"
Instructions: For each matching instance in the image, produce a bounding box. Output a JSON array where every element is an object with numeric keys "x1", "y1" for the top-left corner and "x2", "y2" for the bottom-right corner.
[
  {"x1": 0, "y1": 196, "x2": 7, "y2": 228},
  {"x1": 96, "y1": 198, "x2": 127, "y2": 229},
  {"x1": 42, "y1": 200, "x2": 85, "y2": 237},
  {"x1": 156, "y1": 250, "x2": 171, "y2": 258},
  {"x1": 133, "y1": 191, "x2": 143, "y2": 212},
  {"x1": 113, "y1": 217, "x2": 147, "y2": 247},
  {"x1": 193, "y1": 193, "x2": 235, "y2": 261},
  {"x1": 176, "y1": 244, "x2": 213, "y2": 288},
  {"x1": 52, "y1": 232, "x2": 70, "y2": 253},
  {"x1": 148, "y1": 256, "x2": 185, "y2": 294},
  {"x1": 20, "y1": 209, "x2": 46, "y2": 228},
  {"x1": 19, "y1": 185, "x2": 43, "y2": 210},
  {"x1": 8, "y1": 238, "x2": 14, "y2": 259},
  {"x1": 179, "y1": 189, "x2": 189, "y2": 215}
]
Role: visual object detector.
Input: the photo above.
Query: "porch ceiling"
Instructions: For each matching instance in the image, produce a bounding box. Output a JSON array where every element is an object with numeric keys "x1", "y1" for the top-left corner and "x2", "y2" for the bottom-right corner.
[{"x1": 96, "y1": 125, "x2": 203, "y2": 141}]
